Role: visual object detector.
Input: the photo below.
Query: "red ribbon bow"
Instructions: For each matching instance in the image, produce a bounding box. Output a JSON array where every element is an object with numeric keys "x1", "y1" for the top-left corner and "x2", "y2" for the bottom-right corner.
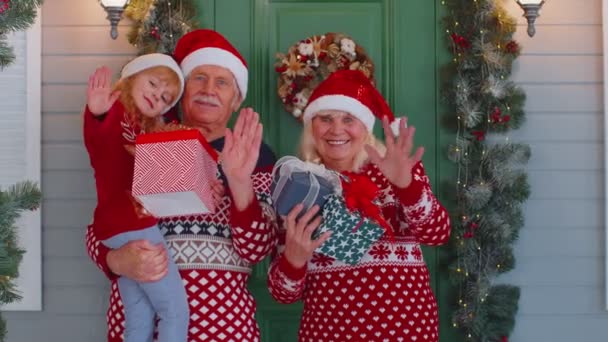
[{"x1": 341, "y1": 172, "x2": 394, "y2": 239}]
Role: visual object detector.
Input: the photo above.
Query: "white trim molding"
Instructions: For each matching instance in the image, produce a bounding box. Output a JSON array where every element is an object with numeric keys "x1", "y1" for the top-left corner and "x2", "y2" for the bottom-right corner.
[{"x1": 603, "y1": 0, "x2": 608, "y2": 311}]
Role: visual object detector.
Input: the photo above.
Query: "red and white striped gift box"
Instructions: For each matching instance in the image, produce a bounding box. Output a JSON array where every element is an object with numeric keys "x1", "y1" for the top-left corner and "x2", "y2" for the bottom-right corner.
[{"x1": 132, "y1": 129, "x2": 219, "y2": 218}]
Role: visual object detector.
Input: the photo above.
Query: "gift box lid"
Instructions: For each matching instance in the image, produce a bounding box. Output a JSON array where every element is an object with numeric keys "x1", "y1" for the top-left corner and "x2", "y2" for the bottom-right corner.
[
  {"x1": 272, "y1": 171, "x2": 335, "y2": 217},
  {"x1": 136, "y1": 129, "x2": 219, "y2": 161},
  {"x1": 273, "y1": 171, "x2": 336, "y2": 192}
]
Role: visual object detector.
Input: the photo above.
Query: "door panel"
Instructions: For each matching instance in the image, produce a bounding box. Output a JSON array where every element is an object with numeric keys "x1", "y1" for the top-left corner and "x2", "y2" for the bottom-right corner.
[
  {"x1": 198, "y1": 1, "x2": 456, "y2": 340},
  {"x1": 267, "y1": 2, "x2": 385, "y2": 157}
]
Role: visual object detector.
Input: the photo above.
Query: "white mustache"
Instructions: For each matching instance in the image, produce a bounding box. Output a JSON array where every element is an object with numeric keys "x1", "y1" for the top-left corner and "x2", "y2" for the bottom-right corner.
[{"x1": 193, "y1": 94, "x2": 221, "y2": 106}]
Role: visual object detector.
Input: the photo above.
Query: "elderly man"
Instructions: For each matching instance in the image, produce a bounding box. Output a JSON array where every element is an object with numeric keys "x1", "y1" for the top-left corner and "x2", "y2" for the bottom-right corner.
[{"x1": 85, "y1": 29, "x2": 277, "y2": 342}]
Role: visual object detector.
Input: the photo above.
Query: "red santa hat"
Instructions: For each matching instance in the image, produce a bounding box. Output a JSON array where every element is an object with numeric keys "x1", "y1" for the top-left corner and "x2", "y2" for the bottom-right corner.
[
  {"x1": 173, "y1": 29, "x2": 248, "y2": 99},
  {"x1": 303, "y1": 69, "x2": 404, "y2": 135},
  {"x1": 121, "y1": 53, "x2": 185, "y2": 114}
]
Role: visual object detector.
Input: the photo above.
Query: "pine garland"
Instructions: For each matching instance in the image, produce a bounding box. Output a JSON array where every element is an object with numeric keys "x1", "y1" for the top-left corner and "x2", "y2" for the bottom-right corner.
[
  {"x1": 0, "y1": 181, "x2": 41, "y2": 340},
  {"x1": 124, "y1": 0, "x2": 197, "y2": 55},
  {"x1": 0, "y1": 0, "x2": 43, "y2": 69},
  {"x1": 442, "y1": 0, "x2": 530, "y2": 341}
]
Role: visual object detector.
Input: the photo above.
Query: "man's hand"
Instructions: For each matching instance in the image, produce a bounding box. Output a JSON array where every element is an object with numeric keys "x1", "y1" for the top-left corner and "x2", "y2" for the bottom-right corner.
[
  {"x1": 221, "y1": 108, "x2": 263, "y2": 210},
  {"x1": 106, "y1": 240, "x2": 169, "y2": 282},
  {"x1": 87, "y1": 66, "x2": 121, "y2": 116},
  {"x1": 211, "y1": 178, "x2": 226, "y2": 207}
]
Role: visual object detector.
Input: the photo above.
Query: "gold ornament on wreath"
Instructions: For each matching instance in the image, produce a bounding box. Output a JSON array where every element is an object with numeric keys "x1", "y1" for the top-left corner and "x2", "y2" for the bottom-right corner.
[{"x1": 275, "y1": 32, "x2": 375, "y2": 119}]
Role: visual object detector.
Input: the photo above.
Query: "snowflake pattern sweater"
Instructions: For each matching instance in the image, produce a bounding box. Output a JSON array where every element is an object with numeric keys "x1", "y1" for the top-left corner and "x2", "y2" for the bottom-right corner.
[
  {"x1": 86, "y1": 137, "x2": 277, "y2": 342},
  {"x1": 267, "y1": 162, "x2": 451, "y2": 342}
]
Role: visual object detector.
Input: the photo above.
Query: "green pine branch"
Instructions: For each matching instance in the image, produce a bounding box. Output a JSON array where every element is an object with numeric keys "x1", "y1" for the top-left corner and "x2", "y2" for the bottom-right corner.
[
  {"x1": 442, "y1": 0, "x2": 530, "y2": 340},
  {"x1": 0, "y1": 37, "x2": 15, "y2": 67},
  {"x1": 0, "y1": 181, "x2": 41, "y2": 341},
  {"x1": 0, "y1": 0, "x2": 43, "y2": 69},
  {"x1": 125, "y1": 0, "x2": 198, "y2": 56}
]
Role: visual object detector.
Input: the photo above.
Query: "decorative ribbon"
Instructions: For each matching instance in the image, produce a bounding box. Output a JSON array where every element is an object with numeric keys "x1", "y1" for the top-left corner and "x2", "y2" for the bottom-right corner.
[
  {"x1": 271, "y1": 156, "x2": 342, "y2": 213},
  {"x1": 341, "y1": 171, "x2": 394, "y2": 240}
]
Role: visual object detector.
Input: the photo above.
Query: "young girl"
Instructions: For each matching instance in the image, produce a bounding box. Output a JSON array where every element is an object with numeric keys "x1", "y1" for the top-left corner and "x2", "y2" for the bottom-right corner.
[{"x1": 83, "y1": 53, "x2": 188, "y2": 342}]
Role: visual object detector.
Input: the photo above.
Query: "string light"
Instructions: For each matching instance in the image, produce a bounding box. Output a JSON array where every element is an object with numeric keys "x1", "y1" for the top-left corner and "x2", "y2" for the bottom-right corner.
[{"x1": 445, "y1": 0, "x2": 525, "y2": 336}]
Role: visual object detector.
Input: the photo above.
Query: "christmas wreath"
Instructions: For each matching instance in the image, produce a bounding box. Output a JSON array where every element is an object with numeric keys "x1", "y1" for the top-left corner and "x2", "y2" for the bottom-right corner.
[{"x1": 275, "y1": 32, "x2": 375, "y2": 119}]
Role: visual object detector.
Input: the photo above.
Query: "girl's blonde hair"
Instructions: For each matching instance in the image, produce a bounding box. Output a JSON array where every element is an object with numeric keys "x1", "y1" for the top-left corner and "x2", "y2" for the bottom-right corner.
[
  {"x1": 114, "y1": 65, "x2": 182, "y2": 132},
  {"x1": 298, "y1": 121, "x2": 386, "y2": 172}
]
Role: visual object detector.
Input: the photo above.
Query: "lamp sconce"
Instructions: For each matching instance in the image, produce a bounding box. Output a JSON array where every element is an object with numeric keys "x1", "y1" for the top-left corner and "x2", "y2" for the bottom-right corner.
[
  {"x1": 516, "y1": 0, "x2": 546, "y2": 37},
  {"x1": 99, "y1": 0, "x2": 130, "y2": 40}
]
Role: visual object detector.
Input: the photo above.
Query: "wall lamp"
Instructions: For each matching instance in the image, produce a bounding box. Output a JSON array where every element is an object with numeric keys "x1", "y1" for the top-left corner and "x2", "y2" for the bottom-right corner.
[{"x1": 516, "y1": 0, "x2": 546, "y2": 37}]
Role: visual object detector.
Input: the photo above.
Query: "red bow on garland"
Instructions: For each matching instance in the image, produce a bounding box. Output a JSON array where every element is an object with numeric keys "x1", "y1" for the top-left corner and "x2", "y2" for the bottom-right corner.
[{"x1": 341, "y1": 172, "x2": 394, "y2": 240}]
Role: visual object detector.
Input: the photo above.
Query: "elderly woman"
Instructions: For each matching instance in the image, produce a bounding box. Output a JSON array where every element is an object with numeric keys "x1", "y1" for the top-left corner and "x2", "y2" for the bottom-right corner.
[{"x1": 267, "y1": 69, "x2": 451, "y2": 342}]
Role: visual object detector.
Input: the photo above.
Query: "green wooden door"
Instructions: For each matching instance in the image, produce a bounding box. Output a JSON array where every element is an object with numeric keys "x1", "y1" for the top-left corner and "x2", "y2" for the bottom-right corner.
[{"x1": 195, "y1": 0, "x2": 458, "y2": 341}]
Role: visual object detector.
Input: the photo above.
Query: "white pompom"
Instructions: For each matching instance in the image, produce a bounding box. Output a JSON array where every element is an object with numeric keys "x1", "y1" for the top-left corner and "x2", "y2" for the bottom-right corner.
[
  {"x1": 293, "y1": 108, "x2": 302, "y2": 117},
  {"x1": 390, "y1": 118, "x2": 406, "y2": 136}
]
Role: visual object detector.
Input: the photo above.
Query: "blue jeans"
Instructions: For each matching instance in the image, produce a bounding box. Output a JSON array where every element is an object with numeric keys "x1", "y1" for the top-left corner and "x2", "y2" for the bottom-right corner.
[{"x1": 103, "y1": 225, "x2": 189, "y2": 342}]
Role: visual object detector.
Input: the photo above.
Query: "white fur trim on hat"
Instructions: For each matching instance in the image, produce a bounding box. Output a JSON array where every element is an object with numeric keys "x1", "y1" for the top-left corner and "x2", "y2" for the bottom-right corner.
[
  {"x1": 303, "y1": 95, "x2": 375, "y2": 132},
  {"x1": 121, "y1": 53, "x2": 185, "y2": 114},
  {"x1": 180, "y1": 47, "x2": 248, "y2": 99},
  {"x1": 390, "y1": 117, "x2": 407, "y2": 136}
]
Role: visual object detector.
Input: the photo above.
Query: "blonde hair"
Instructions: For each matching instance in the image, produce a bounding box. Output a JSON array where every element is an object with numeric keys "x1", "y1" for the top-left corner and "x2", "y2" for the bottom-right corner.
[
  {"x1": 114, "y1": 65, "x2": 182, "y2": 132},
  {"x1": 298, "y1": 121, "x2": 386, "y2": 172}
]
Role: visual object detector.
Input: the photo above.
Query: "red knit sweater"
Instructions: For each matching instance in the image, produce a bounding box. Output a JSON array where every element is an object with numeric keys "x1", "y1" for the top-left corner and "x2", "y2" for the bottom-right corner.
[
  {"x1": 86, "y1": 138, "x2": 278, "y2": 342},
  {"x1": 267, "y1": 162, "x2": 451, "y2": 342},
  {"x1": 83, "y1": 101, "x2": 157, "y2": 240}
]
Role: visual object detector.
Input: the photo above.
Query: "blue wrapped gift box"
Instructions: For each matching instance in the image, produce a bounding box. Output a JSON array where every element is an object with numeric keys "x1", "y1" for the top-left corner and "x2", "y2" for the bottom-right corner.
[{"x1": 271, "y1": 171, "x2": 334, "y2": 218}]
